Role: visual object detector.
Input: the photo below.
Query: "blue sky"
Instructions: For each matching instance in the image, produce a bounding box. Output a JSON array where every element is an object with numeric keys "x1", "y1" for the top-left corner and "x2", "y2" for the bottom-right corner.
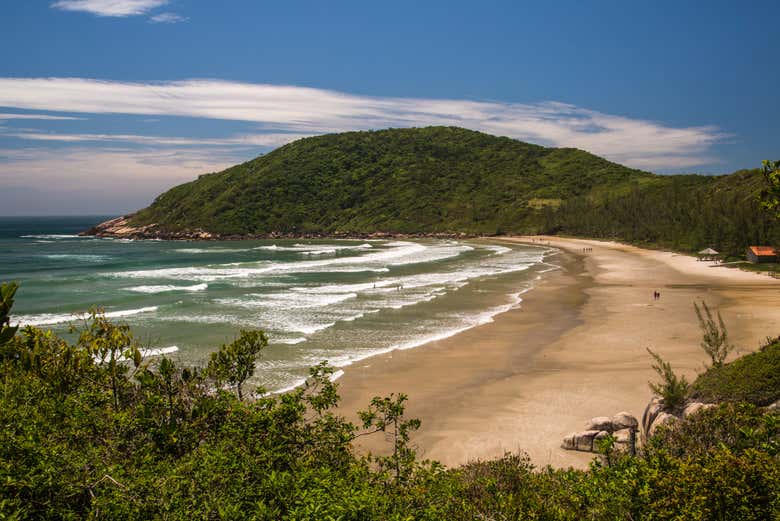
[{"x1": 0, "y1": 0, "x2": 778, "y2": 215}]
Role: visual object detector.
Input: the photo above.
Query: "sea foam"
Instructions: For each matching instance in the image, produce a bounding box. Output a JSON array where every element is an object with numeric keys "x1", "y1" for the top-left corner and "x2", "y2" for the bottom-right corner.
[{"x1": 13, "y1": 306, "x2": 159, "y2": 327}]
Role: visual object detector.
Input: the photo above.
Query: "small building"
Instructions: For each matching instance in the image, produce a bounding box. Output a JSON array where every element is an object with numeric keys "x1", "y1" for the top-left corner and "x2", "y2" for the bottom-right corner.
[
  {"x1": 747, "y1": 246, "x2": 779, "y2": 264},
  {"x1": 697, "y1": 248, "x2": 720, "y2": 262}
]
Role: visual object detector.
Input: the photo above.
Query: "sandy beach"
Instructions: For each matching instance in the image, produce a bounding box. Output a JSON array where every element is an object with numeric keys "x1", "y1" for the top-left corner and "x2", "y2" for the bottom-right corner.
[{"x1": 336, "y1": 236, "x2": 780, "y2": 469}]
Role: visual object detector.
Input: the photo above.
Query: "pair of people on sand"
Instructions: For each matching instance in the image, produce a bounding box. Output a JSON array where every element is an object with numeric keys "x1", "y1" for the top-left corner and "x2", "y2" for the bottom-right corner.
[{"x1": 653, "y1": 291, "x2": 661, "y2": 300}]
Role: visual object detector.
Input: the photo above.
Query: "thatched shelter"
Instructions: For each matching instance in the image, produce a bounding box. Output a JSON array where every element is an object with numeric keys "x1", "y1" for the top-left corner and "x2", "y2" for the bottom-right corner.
[{"x1": 697, "y1": 248, "x2": 720, "y2": 261}]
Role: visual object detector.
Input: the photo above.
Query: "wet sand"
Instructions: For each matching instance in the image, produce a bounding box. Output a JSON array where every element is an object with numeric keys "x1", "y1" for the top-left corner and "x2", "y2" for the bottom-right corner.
[{"x1": 336, "y1": 236, "x2": 780, "y2": 469}]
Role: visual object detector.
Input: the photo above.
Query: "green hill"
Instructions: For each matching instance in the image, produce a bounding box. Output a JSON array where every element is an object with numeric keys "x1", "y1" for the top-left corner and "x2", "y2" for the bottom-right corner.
[
  {"x1": 127, "y1": 126, "x2": 652, "y2": 235},
  {"x1": 109, "y1": 126, "x2": 778, "y2": 255}
]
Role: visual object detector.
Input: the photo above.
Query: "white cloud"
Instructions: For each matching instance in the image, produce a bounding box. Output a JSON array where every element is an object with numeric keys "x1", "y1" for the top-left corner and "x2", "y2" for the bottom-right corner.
[
  {"x1": 51, "y1": 0, "x2": 168, "y2": 17},
  {"x1": 0, "y1": 77, "x2": 726, "y2": 170},
  {"x1": 149, "y1": 12, "x2": 187, "y2": 23},
  {"x1": 5, "y1": 131, "x2": 312, "y2": 148},
  {"x1": 0, "y1": 113, "x2": 84, "y2": 121},
  {"x1": 0, "y1": 146, "x2": 242, "y2": 213}
]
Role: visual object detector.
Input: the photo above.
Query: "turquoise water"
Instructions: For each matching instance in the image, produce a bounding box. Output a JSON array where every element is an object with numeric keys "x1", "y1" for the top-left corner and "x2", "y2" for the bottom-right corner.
[{"x1": 1, "y1": 216, "x2": 557, "y2": 392}]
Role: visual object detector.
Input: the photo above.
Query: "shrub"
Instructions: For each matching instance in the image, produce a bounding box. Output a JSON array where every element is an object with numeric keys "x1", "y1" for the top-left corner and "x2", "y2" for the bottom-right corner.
[
  {"x1": 647, "y1": 348, "x2": 690, "y2": 413},
  {"x1": 691, "y1": 338, "x2": 780, "y2": 406},
  {"x1": 694, "y1": 300, "x2": 734, "y2": 368}
]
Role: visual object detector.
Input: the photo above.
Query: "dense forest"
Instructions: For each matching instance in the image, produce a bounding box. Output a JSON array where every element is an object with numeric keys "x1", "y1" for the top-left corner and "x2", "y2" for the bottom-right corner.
[
  {"x1": 117, "y1": 127, "x2": 779, "y2": 257},
  {"x1": 2, "y1": 282, "x2": 779, "y2": 519},
  {"x1": 550, "y1": 168, "x2": 780, "y2": 256}
]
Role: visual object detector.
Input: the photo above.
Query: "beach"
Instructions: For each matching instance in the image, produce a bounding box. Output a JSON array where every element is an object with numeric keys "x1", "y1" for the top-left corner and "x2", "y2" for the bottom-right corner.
[{"x1": 336, "y1": 236, "x2": 780, "y2": 469}]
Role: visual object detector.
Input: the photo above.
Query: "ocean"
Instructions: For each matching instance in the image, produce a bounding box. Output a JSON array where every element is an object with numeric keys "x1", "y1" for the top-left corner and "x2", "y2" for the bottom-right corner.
[{"x1": 0, "y1": 216, "x2": 557, "y2": 392}]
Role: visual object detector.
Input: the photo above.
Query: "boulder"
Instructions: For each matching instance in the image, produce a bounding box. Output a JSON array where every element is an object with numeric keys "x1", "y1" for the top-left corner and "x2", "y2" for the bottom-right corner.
[
  {"x1": 648, "y1": 412, "x2": 678, "y2": 437},
  {"x1": 613, "y1": 428, "x2": 632, "y2": 445},
  {"x1": 585, "y1": 416, "x2": 613, "y2": 432},
  {"x1": 561, "y1": 434, "x2": 576, "y2": 450},
  {"x1": 642, "y1": 397, "x2": 665, "y2": 440},
  {"x1": 575, "y1": 430, "x2": 601, "y2": 452},
  {"x1": 682, "y1": 402, "x2": 715, "y2": 419},
  {"x1": 563, "y1": 430, "x2": 603, "y2": 452},
  {"x1": 611, "y1": 411, "x2": 639, "y2": 431},
  {"x1": 764, "y1": 399, "x2": 780, "y2": 412}
]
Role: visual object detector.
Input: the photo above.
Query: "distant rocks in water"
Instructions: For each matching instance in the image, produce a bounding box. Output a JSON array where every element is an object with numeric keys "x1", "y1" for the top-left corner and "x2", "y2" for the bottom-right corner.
[
  {"x1": 561, "y1": 411, "x2": 639, "y2": 453},
  {"x1": 80, "y1": 215, "x2": 217, "y2": 240},
  {"x1": 80, "y1": 214, "x2": 486, "y2": 241}
]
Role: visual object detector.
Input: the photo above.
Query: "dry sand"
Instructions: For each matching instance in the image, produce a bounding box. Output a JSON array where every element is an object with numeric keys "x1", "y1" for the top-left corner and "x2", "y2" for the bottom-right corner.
[{"x1": 336, "y1": 236, "x2": 780, "y2": 469}]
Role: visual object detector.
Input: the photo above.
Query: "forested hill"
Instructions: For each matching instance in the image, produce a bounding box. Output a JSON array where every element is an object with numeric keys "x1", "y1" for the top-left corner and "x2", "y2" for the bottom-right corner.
[
  {"x1": 121, "y1": 127, "x2": 651, "y2": 235},
  {"x1": 98, "y1": 126, "x2": 778, "y2": 256}
]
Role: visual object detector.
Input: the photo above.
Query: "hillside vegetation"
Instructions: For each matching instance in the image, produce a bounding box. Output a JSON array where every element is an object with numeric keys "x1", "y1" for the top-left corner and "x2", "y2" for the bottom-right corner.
[
  {"x1": 126, "y1": 127, "x2": 780, "y2": 256},
  {"x1": 131, "y1": 126, "x2": 650, "y2": 235}
]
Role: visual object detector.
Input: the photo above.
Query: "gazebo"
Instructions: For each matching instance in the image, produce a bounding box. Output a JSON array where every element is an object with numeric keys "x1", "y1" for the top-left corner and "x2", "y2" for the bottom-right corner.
[{"x1": 697, "y1": 248, "x2": 720, "y2": 262}]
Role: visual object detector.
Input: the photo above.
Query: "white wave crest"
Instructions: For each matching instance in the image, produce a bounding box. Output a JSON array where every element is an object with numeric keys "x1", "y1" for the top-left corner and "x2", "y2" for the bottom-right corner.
[
  {"x1": 13, "y1": 306, "x2": 159, "y2": 327},
  {"x1": 275, "y1": 337, "x2": 307, "y2": 345},
  {"x1": 20, "y1": 234, "x2": 85, "y2": 239},
  {"x1": 42, "y1": 254, "x2": 111, "y2": 262},
  {"x1": 141, "y1": 346, "x2": 179, "y2": 357},
  {"x1": 217, "y1": 291, "x2": 357, "y2": 310},
  {"x1": 127, "y1": 283, "x2": 208, "y2": 294}
]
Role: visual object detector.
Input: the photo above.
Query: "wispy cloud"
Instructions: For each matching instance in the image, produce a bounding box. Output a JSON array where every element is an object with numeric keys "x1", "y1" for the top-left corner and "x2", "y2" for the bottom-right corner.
[
  {"x1": 148, "y1": 12, "x2": 187, "y2": 23},
  {"x1": 51, "y1": 0, "x2": 168, "y2": 17},
  {"x1": 0, "y1": 112, "x2": 84, "y2": 121},
  {"x1": 5, "y1": 131, "x2": 312, "y2": 148},
  {"x1": 0, "y1": 77, "x2": 724, "y2": 171}
]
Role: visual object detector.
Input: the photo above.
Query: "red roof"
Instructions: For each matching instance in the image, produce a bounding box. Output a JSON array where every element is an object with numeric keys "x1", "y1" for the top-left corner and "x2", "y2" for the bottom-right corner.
[{"x1": 749, "y1": 246, "x2": 777, "y2": 256}]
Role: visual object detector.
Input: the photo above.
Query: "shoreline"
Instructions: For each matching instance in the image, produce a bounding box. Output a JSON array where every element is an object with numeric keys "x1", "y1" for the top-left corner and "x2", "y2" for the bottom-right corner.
[
  {"x1": 269, "y1": 242, "x2": 556, "y2": 396},
  {"x1": 336, "y1": 236, "x2": 780, "y2": 469},
  {"x1": 336, "y1": 245, "x2": 592, "y2": 465},
  {"x1": 80, "y1": 214, "x2": 494, "y2": 241}
]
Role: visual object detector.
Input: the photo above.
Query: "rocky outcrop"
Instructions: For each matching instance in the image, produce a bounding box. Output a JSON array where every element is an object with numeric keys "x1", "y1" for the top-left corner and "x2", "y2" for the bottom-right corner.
[
  {"x1": 641, "y1": 397, "x2": 666, "y2": 440},
  {"x1": 682, "y1": 401, "x2": 715, "y2": 419},
  {"x1": 584, "y1": 417, "x2": 613, "y2": 432},
  {"x1": 612, "y1": 411, "x2": 639, "y2": 431},
  {"x1": 641, "y1": 398, "x2": 715, "y2": 441},
  {"x1": 648, "y1": 412, "x2": 678, "y2": 437},
  {"x1": 562, "y1": 412, "x2": 639, "y2": 453},
  {"x1": 80, "y1": 215, "x2": 217, "y2": 240},
  {"x1": 80, "y1": 215, "x2": 488, "y2": 241}
]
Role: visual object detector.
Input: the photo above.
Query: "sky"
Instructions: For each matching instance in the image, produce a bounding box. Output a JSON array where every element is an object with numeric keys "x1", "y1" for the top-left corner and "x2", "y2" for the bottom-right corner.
[{"x1": 0, "y1": 1, "x2": 778, "y2": 215}]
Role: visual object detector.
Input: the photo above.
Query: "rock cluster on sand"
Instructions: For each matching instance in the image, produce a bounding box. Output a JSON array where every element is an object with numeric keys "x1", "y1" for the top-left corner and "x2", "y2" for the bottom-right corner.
[
  {"x1": 561, "y1": 412, "x2": 639, "y2": 453},
  {"x1": 640, "y1": 397, "x2": 716, "y2": 441}
]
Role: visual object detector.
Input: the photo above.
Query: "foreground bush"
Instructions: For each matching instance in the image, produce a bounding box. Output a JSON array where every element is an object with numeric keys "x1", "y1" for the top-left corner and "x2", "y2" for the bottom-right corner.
[{"x1": 1, "y1": 282, "x2": 779, "y2": 520}]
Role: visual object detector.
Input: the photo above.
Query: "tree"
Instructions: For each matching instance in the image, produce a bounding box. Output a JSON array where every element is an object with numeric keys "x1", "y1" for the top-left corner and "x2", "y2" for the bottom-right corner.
[
  {"x1": 0, "y1": 282, "x2": 18, "y2": 347},
  {"x1": 358, "y1": 393, "x2": 421, "y2": 483},
  {"x1": 694, "y1": 301, "x2": 733, "y2": 368},
  {"x1": 647, "y1": 348, "x2": 690, "y2": 413},
  {"x1": 73, "y1": 308, "x2": 143, "y2": 411},
  {"x1": 207, "y1": 329, "x2": 267, "y2": 400},
  {"x1": 759, "y1": 159, "x2": 780, "y2": 218}
]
